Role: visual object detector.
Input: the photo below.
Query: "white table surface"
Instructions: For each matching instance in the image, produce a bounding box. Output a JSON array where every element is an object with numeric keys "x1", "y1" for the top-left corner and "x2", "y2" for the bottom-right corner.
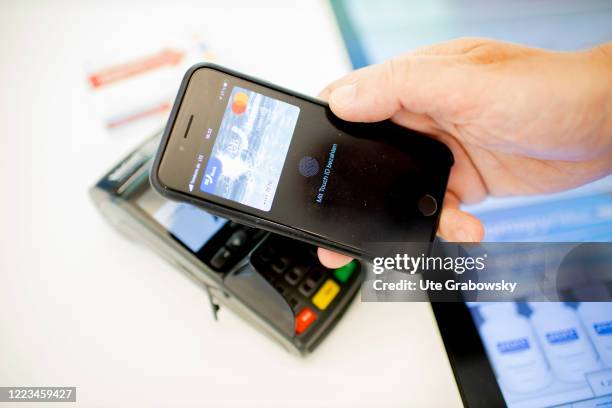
[{"x1": 0, "y1": 1, "x2": 462, "y2": 406}]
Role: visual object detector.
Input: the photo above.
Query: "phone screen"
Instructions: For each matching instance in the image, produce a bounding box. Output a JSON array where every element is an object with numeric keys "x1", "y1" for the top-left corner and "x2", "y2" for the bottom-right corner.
[{"x1": 157, "y1": 66, "x2": 452, "y2": 254}]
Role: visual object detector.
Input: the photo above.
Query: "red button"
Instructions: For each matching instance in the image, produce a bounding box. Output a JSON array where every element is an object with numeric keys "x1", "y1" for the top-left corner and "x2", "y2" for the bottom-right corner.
[{"x1": 295, "y1": 307, "x2": 317, "y2": 335}]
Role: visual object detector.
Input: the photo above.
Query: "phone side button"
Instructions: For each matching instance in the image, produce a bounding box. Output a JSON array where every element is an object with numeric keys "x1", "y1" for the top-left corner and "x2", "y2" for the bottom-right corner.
[{"x1": 418, "y1": 194, "x2": 438, "y2": 217}]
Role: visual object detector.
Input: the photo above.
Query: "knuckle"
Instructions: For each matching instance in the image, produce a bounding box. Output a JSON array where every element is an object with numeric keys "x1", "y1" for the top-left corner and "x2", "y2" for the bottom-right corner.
[
  {"x1": 459, "y1": 39, "x2": 518, "y2": 65},
  {"x1": 384, "y1": 56, "x2": 407, "y2": 90}
]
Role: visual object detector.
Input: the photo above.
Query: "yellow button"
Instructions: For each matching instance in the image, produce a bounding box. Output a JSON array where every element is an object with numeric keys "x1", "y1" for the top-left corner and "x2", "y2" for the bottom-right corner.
[{"x1": 312, "y1": 279, "x2": 340, "y2": 310}]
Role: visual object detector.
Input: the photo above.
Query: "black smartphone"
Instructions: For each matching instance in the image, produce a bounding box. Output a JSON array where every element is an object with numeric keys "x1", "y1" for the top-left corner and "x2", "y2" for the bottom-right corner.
[{"x1": 151, "y1": 63, "x2": 453, "y2": 259}]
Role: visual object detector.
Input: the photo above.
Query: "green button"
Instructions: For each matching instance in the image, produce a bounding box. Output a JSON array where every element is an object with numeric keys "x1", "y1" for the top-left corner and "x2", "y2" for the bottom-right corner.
[{"x1": 333, "y1": 260, "x2": 357, "y2": 283}]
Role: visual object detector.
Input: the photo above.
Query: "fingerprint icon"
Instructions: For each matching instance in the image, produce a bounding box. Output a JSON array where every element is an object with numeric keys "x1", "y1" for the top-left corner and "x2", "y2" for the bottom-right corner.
[{"x1": 298, "y1": 156, "x2": 319, "y2": 177}]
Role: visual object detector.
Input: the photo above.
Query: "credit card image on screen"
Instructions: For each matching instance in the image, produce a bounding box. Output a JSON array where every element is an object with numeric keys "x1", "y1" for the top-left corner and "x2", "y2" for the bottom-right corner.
[{"x1": 199, "y1": 86, "x2": 299, "y2": 212}]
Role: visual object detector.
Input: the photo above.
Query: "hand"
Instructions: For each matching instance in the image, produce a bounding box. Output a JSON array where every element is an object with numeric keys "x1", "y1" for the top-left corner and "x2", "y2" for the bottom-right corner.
[{"x1": 317, "y1": 37, "x2": 612, "y2": 268}]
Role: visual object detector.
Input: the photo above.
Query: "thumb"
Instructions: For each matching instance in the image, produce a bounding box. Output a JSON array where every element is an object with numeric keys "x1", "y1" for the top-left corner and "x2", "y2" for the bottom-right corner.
[{"x1": 326, "y1": 55, "x2": 469, "y2": 123}]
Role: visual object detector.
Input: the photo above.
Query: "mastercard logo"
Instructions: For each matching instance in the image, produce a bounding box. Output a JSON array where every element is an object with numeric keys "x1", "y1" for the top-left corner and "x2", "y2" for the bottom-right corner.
[{"x1": 231, "y1": 92, "x2": 248, "y2": 115}]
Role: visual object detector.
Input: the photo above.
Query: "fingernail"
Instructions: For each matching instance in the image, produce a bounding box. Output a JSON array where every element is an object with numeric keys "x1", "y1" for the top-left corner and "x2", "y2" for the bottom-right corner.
[{"x1": 330, "y1": 84, "x2": 357, "y2": 109}]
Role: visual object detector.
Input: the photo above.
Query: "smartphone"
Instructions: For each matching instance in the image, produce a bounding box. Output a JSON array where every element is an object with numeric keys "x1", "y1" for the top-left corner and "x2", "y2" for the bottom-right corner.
[{"x1": 151, "y1": 63, "x2": 453, "y2": 259}]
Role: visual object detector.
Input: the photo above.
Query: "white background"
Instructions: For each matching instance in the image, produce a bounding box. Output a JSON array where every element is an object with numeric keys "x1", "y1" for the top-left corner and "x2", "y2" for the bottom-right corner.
[{"x1": 0, "y1": 1, "x2": 462, "y2": 406}]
